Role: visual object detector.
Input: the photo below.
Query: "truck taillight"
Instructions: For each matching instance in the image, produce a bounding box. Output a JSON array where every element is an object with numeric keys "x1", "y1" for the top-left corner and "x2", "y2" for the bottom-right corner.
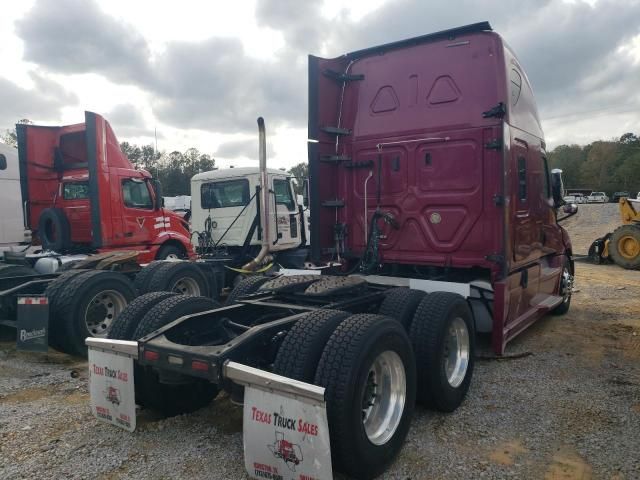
[
  {"x1": 191, "y1": 360, "x2": 209, "y2": 372},
  {"x1": 143, "y1": 350, "x2": 159, "y2": 362}
]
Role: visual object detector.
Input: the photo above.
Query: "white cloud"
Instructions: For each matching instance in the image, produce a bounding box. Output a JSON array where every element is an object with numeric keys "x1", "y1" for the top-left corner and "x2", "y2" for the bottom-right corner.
[{"x1": 0, "y1": 0, "x2": 638, "y2": 167}]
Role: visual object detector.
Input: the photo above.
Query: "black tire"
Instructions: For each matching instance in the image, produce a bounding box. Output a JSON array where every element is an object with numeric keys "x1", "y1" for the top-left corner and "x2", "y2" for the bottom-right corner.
[
  {"x1": 145, "y1": 262, "x2": 211, "y2": 297},
  {"x1": 133, "y1": 261, "x2": 166, "y2": 293},
  {"x1": 314, "y1": 314, "x2": 416, "y2": 479},
  {"x1": 0, "y1": 264, "x2": 37, "y2": 278},
  {"x1": 272, "y1": 309, "x2": 351, "y2": 381},
  {"x1": 52, "y1": 270, "x2": 137, "y2": 356},
  {"x1": 609, "y1": 224, "x2": 640, "y2": 270},
  {"x1": 133, "y1": 295, "x2": 221, "y2": 416},
  {"x1": 156, "y1": 244, "x2": 185, "y2": 260},
  {"x1": 108, "y1": 291, "x2": 178, "y2": 340},
  {"x1": 225, "y1": 275, "x2": 269, "y2": 305},
  {"x1": 378, "y1": 288, "x2": 426, "y2": 329},
  {"x1": 552, "y1": 257, "x2": 573, "y2": 316},
  {"x1": 38, "y1": 208, "x2": 71, "y2": 251},
  {"x1": 44, "y1": 269, "x2": 90, "y2": 351},
  {"x1": 133, "y1": 294, "x2": 220, "y2": 340},
  {"x1": 410, "y1": 292, "x2": 475, "y2": 412}
]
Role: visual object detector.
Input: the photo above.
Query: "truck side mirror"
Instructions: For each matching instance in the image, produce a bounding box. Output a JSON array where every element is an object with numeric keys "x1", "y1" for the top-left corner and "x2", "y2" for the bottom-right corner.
[
  {"x1": 550, "y1": 169, "x2": 564, "y2": 208},
  {"x1": 557, "y1": 202, "x2": 578, "y2": 222},
  {"x1": 302, "y1": 179, "x2": 309, "y2": 208},
  {"x1": 0, "y1": 154, "x2": 6, "y2": 170}
]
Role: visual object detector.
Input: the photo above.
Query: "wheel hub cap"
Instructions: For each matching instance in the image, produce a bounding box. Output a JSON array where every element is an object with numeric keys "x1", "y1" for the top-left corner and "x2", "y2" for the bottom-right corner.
[
  {"x1": 172, "y1": 277, "x2": 201, "y2": 296},
  {"x1": 85, "y1": 290, "x2": 127, "y2": 337},
  {"x1": 443, "y1": 317, "x2": 470, "y2": 388},
  {"x1": 618, "y1": 235, "x2": 640, "y2": 259},
  {"x1": 560, "y1": 267, "x2": 574, "y2": 303},
  {"x1": 361, "y1": 350, "x2": 406, "y2": 446}
]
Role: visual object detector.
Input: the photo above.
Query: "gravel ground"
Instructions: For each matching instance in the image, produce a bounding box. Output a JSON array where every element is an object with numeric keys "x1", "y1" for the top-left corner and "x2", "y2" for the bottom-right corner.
[{"x1": 1, "y1": 203, "x2": 639, "y2": 479}]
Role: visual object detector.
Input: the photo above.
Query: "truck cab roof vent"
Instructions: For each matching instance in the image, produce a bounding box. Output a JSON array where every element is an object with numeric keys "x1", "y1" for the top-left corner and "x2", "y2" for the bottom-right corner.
[{"x1": 344, "y1": 21, "x2": 492, "y2": 60}]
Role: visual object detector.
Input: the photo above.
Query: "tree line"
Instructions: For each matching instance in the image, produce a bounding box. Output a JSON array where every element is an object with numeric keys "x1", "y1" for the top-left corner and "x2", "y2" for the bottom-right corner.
[
  {"x1": 120, "y1": 142, "x2": 309, "y2": 196},
  {"x1": 12, "y1": 122, "x2": 637, "y2": 196},
  {"x1": 549, "y1": 132, "x2": 640, "y2": 194},
  {"x1": 119, "y1": 142, "x2": 216, "y2": 196}
]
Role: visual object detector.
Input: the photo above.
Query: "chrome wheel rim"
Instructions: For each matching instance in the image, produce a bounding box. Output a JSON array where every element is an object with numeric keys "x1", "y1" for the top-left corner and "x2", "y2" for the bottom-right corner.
[
  {"x1": 361, "y1": 350, "x2": 406, "y2": 446},
  {"x1": 85, "y1": 290, "x2": 127, "y2": 337},
  {"x1": 444, "y1": 317, "x2": 470, "y2": 388},
  {"x1": 172, "y1": 276, "x2": 200, "y2": 296},
  {"x1": 165, "y1": 253, "x2": 180, "y2": 260},
  {"x1": 560, "y1": 266, "x2": 573, "y2": 304}
]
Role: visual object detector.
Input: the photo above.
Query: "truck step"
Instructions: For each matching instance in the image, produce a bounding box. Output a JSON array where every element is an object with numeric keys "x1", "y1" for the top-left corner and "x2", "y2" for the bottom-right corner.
[
  {"x1": 321, "y1": 126, "x2": 351, "y2": 136},
  {"x1": 531, "y1": 294, "x2": 563, "y2": 310},
  {"x1": 320, "y1": 155, "x2": 351, "y2": 163},
  {"x1": 321, "y1": 200, "x2": 345, "y2": 208}
]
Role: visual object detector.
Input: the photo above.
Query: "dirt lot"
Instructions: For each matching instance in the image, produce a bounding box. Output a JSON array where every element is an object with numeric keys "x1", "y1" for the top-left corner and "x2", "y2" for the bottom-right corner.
[{"x1": 1, "y1": 204, "x2": 639, "y2": 479}]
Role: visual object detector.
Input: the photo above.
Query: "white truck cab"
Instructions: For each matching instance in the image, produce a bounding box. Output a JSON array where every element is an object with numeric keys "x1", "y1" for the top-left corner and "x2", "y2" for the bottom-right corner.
[
  {"x1": 191, "y1": 167, "x2": 308, "y2": 254},
  {"x1": 0, "y1": 143, "x2": 30, "y2": 251}
]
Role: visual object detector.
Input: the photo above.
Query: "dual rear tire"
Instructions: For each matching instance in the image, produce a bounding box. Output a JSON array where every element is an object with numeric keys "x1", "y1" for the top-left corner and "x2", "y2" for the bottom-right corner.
[
  {"x1": 108, "y1": 294, "x2": 221, "y2": 417},
  {"x1": 379, "y1": 288, "x2": 475, "y2": 410},
  {"x1": 271, "y1": 289, "x2": 475, "y2": 478},
  {"x1": 45, "y1": 270, "x2": 136, "y2": 356},
  {"x1": 135, "y1": 261, "x2": 212, "y2": 297}
]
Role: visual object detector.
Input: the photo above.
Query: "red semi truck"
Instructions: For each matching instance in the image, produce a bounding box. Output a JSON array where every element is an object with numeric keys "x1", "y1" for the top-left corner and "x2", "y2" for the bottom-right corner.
[
  {"x1": 89, "y1": 22, "x2": 576, "y2": 479},
  {"x1": 17, "y1": 111, "x2": 193, "y2": 262}
]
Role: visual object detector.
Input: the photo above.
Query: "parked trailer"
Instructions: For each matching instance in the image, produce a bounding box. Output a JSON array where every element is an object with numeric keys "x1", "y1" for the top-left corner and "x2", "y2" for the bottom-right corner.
[
  {"x1": 0, "y1": 143, "x2": 31, "y2": 251},
  {"x1": 88, "y1": 22, "x2": 576, "y2": 479}
]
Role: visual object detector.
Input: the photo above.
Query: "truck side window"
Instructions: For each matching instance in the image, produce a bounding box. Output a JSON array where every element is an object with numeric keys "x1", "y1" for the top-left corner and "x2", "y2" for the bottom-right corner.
[
  {"x1": 63, "y1": 182, "x2": 89, "y2": 200},
  {"x1": 510, "y1": 69, "x2": 522, "y2": 106},
  {"x1": 201, "y1": 179, "x2": 249, "y2": 209},
  {"x1": 0, "y1": 154, "x2": 6, "y2": 170},
  {"x1": 517, "y1": 156, "x2": 527, "y2": 202},
  {"x1": 542, "y1": 157, "x2": 551, "y2": 199},
  {"x1": 122, "y1": 179, "x2": 153, "y2": 209},
  {"x1": 273, "y1": 179, "x2": 295, "y2": 210}
]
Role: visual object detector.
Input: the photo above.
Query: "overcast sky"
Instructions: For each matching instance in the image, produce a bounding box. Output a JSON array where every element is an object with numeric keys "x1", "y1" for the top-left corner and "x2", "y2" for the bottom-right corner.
[{"x1": 1, "y1": 0, "x2": 639, "y2": 168}]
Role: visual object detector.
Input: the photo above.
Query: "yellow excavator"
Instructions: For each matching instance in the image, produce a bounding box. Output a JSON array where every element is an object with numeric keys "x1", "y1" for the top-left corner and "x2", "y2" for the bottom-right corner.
[{"x1": 589, "y1": 198, "x2": 640, "y2": 269}]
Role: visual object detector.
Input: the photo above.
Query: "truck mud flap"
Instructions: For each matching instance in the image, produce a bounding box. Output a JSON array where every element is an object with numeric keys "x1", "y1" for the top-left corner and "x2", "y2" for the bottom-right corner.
[
  {"x1": 16, "y1": 295, "x2": 49, "y2": 352},
  {"x1": 85, "y1": 339, "x2": 334, "y2": 479},
  {"x1": 225, "y1": 361, "x2": 333, "y2": 480},
  {"x1": 86, "y1": 338, "x2": 138, "y2": 432}
]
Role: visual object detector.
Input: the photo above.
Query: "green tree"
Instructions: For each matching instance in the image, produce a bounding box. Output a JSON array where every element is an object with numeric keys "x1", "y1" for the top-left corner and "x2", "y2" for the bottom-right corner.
[
  {"x1": 120, "y1": 145, "x2": 217, "y2": 197},
  {"x1": 288, "y1": 161, "x2": 308, "y2": 194},
  {"x1": 1, "y1": 119, "x2": 33, "y2": 147}
]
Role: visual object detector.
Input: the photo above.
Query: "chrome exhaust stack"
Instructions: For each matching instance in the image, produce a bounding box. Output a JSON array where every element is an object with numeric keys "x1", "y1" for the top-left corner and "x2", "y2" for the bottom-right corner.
[{"x1": 242, "y1": 117, "x2": 270, "y2": 271}]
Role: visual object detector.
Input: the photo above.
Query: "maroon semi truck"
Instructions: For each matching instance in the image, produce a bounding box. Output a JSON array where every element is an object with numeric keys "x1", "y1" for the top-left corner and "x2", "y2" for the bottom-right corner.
[{"x1": 90, "y1": 23, "x2": 575, "y2": 479}]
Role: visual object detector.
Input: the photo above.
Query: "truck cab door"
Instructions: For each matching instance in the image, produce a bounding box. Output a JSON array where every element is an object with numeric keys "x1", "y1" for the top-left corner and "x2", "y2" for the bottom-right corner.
[
  {"x1": 60, "y1": 181, "x2": 91, "y2": 243},
  {"x1": 270, "y1": 177, "x2": 299, "y2": 251},
  {"x1": 199, "y1": 177, "x2": 254, "y2": 247},
  {"x1": 511, "y1": 140, "x2": 536, "y2": 264},
  {"x1": 117, "y1": 177, "x2": 156, "y2": 246}
]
